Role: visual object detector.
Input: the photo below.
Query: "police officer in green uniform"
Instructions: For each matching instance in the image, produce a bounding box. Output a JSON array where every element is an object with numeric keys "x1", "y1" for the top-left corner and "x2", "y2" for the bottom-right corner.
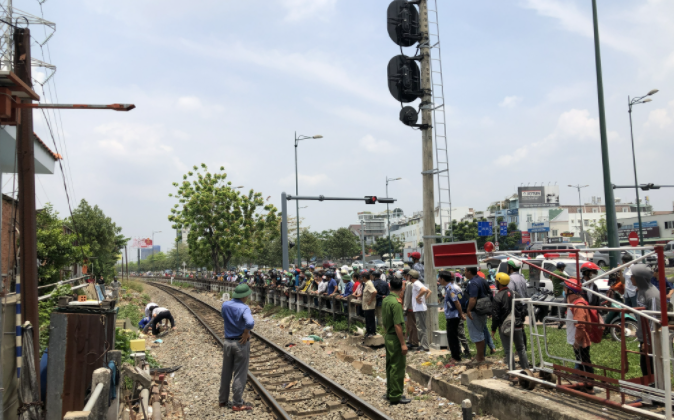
[{"x1": 382, "y1": 276, "x2": 411, "y2": 404}]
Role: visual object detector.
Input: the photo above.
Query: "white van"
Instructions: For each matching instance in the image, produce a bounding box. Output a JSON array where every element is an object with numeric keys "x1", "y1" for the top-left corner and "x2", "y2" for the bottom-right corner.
[
  {"x1": 664, "y1": 241, "x2": 674, "y2": 266},
  {"x1": 529, "y1": 243, "x2": 593, "y2": 260}
]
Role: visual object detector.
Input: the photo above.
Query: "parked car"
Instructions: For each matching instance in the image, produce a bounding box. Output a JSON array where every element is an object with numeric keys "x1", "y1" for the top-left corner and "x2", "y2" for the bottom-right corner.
[
  {"x1": 591, "y1": 247, "x2": 657, "y2": 267},
  {"x1": 389, "y1": 259, "x2": 404, "y2": 268},
  {"x1": 529, "y1": 243, "x2": 593, "y2": 260},
  {"x1": 665, "y1": 241, "x2": 674, "y2": 266},
  {"x1": 480, "y1": 255, "x2": 509, "y2": 269},
  {"x1": 352, "y1": 260, "x2": 364, "y2": 270},
  {"x1": 322, "y1": 261, "x2": 336, "y2": 269},
  {"x1": 365, "y1": 259, "x2": 387, "y2": 270},
  {"x1": 498, "y1": 256, "x2": 609, "y2": 294}
]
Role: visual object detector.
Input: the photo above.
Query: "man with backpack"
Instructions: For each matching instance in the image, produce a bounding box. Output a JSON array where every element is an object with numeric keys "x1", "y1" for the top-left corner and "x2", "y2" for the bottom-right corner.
[
  {"x1": 491, "y1": 273, "x2": 529, "y2": 370},
  {"x1": 465, "y1": 267, "x2": 492, "y2": 363},
  {"x1": 564, "y1": 278, "x2": 602, "y2": 393}
]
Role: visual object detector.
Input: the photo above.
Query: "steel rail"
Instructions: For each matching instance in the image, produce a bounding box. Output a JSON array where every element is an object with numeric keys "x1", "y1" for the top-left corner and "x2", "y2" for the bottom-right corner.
[
  {"x1": 148, "y1": 282, "x2": 392, "y2": 420},
  {"x1": 148, "y1": 282, "x2": 290, "y2": 420}
]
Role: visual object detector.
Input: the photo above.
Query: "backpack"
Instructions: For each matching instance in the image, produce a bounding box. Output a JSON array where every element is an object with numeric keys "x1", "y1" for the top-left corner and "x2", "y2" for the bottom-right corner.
[
  {"x1": 459, "y1": 283, "x2": 470, "y2": 312},
  {"x1": 472, "y1": 277, "x2": 493, "y2": 316},
  {"x1": 574, "y1": 297, "x2": 605, "y2": 344}
]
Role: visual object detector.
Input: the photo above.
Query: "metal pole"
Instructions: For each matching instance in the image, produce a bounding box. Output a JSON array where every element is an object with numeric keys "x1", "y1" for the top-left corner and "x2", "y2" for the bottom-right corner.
[
  {"x1": 419, "y1": 0, "x2": 439, "y2": 346},
  {"x1": 360, "y1": 219, "x2": 366, "y2": 266},
  {"x1": 627, "y1": 98, "x2": 644, "y2": 248},
  {"x1": 495, "y1": 203, "x2": 499, "y2": 248},
  {"x1": 591, "y1": 0, "x2": 620, "y2": 268},
  {"x1": 387, "y1": 177, "x2": 391, "y2": 268},
  {"x1": 573, "y1": 186, "x2": 586, "y2": 244},
  {"x1": 282, "y1": 193, "x2": 289, "y2": 271},
  {"x1": 656, "y1": 246, "x2": 672, "y2": 420},
  {"x1": 294, "y1": 133, "x2": 301, "y2": 269},
  {"x1": 15, "y1": 26, "x2": 40, "y2": 400},
  {"x1": 125, "y1": 246, "x2": 129, "y2": 281},
  {"x1": 152, "y1": 232, "x2": 155, "y2": 273}
]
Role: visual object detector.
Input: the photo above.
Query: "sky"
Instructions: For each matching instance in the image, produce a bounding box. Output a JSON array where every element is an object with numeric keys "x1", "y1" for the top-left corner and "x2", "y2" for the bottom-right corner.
[{"x1": 2, "y1": 0, "x2": 673, "y2": 252}]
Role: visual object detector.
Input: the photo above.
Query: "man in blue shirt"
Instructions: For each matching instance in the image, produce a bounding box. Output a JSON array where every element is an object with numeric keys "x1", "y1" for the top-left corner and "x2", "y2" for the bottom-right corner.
[
  {"x1": 439, "y1": 271, "x2": 465, "y2": 362},
  {"x1": 219, "y1": 284, "x2": 255, "y2": 412},
  {"x1": 465, "y1": 267, "x2": 490, "y2": 363}
]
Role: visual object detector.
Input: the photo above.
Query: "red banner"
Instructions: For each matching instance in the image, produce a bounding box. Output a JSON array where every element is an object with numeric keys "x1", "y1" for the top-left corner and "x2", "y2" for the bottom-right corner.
[{"x1": 521, "y1": 231, "x2": 530, "y2": 244}]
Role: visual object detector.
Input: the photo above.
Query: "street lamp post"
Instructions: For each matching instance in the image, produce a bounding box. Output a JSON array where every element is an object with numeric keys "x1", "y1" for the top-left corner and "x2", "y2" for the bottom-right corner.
[
  {"x1": 386, "y1": 177, "x2": 401, "y2": 268},
  {"x1": 152, "y1": 230, "x2": 161, "y2": 273},
  {"x1": 568, "y1": 185, "x2": 589, "y2": 244},
  {"x1": 294, "y1": 133, "x2": 323, "y2": 268},
  {"x1": 628, "y1": 89, "x2": 658, "y2": 248}
]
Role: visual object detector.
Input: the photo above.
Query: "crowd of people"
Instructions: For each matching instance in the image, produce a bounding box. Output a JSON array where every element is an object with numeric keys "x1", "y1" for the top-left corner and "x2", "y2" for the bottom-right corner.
[{"x1": 214, "y1": 252, "x2": 669, "y2": 408}]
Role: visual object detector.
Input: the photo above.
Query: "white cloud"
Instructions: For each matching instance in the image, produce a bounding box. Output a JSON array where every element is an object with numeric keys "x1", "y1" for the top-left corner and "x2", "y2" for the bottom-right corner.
[
  {"x1": 95, "y1": 122, "x2": 174, "y2": 159},
  {"x1": 646, "y1": 108, "x2": 672, "y2": 129},
  {"x1": 359, "y1": 135, "x2": 396, "y2": 153},
  {"x1": 499, "y1": 96, "x2": 523, "y2": 108},
  {"x1": 496, "y1": 109, "x2": 618, "y2": 166},
  {"x1": 281, "y1": 0, "x2": 337, "y2": 22},
  {"x1": 176, "y1": 96, "x2": 202, "y2": 110}
]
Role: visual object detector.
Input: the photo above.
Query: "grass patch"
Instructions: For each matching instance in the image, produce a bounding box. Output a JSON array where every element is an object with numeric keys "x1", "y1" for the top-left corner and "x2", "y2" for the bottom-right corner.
[
  {"x1": 172, "y1": 281, "x2": 194, "y2": 289},
  {"x1": 122, "y1": 280, "x2": 144, "y2": 293},
  {"x1": 437, "y1": 311, "x2": 642, "y2": 380}
]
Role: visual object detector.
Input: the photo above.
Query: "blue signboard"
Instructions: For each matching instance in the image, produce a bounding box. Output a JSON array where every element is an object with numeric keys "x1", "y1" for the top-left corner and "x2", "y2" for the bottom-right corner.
[
  {"x1": 500, "y1": 222, "x2": 508, "y2": 236},
  {"x1": 478, "y1": 221, "x2": 493, "y2": 237},
  {"x1": 634, "y1": 221, "x2": 658, "y2": 228}
]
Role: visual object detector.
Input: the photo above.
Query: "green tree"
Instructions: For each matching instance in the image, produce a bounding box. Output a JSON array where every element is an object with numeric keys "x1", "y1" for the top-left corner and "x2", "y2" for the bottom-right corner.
[
  {"x1": 373, "y1": 236, "x2": 403, "y2": 260},
  {"x1": 324, "y1": 228, "x2": 360, "y2": 261},
  {"x1": 168, "y1": 164, "x2": 278, "y2": 272},
  {"x1": 67, "y1": 199, "x2": 126, "y2": 280},
  {"x1": 299, "y1": 230, "x2": 322, "y2": 265},
  {"x1": 37, "y1": 204, "x2": 88, "y2": 285},
  {"x1": 589, "y1": 216, "x2": 608, "y2": 247}
]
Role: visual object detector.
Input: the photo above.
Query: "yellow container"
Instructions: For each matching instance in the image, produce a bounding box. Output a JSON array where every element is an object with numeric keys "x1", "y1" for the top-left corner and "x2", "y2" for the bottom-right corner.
[{"x1": 129, "y1": 339, "x2": 146, "y2": 352}]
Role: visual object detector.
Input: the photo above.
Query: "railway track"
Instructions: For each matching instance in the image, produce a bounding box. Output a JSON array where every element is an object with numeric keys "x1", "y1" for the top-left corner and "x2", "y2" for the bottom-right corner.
[{"x1": 148, "y1": 282, "x2": 392, "y2": 420}]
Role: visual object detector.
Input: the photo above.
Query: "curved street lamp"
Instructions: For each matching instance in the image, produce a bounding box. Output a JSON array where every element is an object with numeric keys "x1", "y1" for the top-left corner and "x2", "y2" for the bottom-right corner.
[
  {"x1": 628, "y1": 89, "x2": 658, "y2": 248},
  {"x1": 294, "y1": 133, "x2": 323, "y2": 268}
]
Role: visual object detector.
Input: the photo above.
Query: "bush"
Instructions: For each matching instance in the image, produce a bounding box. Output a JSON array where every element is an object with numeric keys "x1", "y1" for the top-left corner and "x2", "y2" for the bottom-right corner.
[
  {"x1": 122, "y1": 280, "x2": 144, "y2": 293},
  {"x1": 117, "y1": 304, "x2": 143, "y2": 327}
]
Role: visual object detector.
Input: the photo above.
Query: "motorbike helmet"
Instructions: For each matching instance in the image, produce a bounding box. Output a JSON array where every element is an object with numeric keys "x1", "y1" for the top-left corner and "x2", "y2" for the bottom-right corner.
[
  {"x1": 564, "y1": 279, "x2": 583, "y2": 293},
  {"x1": 495, "y1": 272, "x2": 510, "y2": 286},
  {"x1": 507, "y1": 259, "x2": 522, "y2": 270},
  {"x1": 621, "y1": 253, "x2": 634, "y2": 263},
  {"x1": 580, "y1": 262, "x2": 600, "y2": 273},
  {"x1": 556, "y1": 262, "x2": 566, "y2": 269},
  {"x1": 410, "y1": 252, "x2": 421, "y2": 260}
]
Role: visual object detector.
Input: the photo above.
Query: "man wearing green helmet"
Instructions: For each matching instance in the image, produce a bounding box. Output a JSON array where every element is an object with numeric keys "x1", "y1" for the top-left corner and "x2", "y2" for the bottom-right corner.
[{"x1": 506, "y1": 259, "x2": 528, "y2": 299}]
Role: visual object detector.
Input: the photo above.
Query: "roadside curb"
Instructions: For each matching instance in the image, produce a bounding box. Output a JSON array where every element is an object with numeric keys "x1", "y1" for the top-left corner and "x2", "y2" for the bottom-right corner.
[{"x1": 405, "y1": 366, "x2": 630, "y2": 420}]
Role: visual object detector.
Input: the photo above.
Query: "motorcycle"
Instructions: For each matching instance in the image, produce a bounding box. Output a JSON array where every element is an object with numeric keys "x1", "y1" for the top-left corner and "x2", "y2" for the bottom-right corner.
[
  {"x1": 602, "y1": 293, "x2": 639, "y2": 343},
  {"x1": 530, "y1": 288, "x2": 563, "y2": 323}
]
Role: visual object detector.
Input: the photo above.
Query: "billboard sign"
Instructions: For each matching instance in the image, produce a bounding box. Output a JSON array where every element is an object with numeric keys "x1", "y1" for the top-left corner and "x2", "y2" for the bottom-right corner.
[
  {"x1": 521, "y1": 231, "x2": 530, "y2": 244},
  {"x1": 518, "y1": 186, "x2": 560, "y2": 208},
  {"x1": 618, "y1": 227, "x2": 660, "y2": 240},
  {"x1": 132, "y1": 238, "x2": 153, "y2": 248},
  {"x1": 528, "y1": 221, "x2": 550, "y2": 233}
]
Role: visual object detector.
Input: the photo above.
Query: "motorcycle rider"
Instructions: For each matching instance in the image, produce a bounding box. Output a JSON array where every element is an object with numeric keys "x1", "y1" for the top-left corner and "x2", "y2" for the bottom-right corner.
[
  {"x1": 552, "y1": 262, "x2": 569, "y2": 297},
  {"x1": 580, "y1": 262, "x2": 602, "y2": 307},
  {"x1": 506, "y1": 260, "x2": 528, "y2": 298}
]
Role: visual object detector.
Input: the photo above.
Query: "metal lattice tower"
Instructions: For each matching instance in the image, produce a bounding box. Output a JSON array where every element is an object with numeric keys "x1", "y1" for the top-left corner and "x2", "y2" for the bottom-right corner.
[{"x1": 428, "y1": 0, "x2": 453, "y2": 241}]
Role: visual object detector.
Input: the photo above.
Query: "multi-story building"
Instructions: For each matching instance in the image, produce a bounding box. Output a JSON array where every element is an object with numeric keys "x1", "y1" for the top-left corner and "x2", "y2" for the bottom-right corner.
[{"x1": 140, "y1": 245, "x2": 161, "y2": 260}]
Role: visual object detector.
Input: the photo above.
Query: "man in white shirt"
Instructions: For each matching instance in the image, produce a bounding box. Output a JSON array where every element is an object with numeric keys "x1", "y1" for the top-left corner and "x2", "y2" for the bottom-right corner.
[
  {"x1": 411, "y1": 270, "x2": 431, "y2": 352},
  {"x1": 146, "y1": 307, "x2": 175, "y2": 335},
  {"x1": 145, "y1": 302, "x2": 159, "y2": 319},
  {"x1": 621, "y1": 253, "x2": 638, "y2": 307}
]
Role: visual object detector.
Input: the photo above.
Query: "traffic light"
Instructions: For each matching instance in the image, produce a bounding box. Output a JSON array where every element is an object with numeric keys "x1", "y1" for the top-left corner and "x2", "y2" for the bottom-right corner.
[
  {"x1": 387, "y1": 0, "x2": 421, "y2": 47},
  {"x1": 387, "y1": 0, "x2": 425, "y2": 128},
  {"x1": 641, "y1": 183, "x2": 660, "y2": 191},
  {"x1": 365, "y1": 196, "x2": 377, "y2": 205},
  {"x1": 289, "y1": 241, "x2": 295, "y2": 249},
  {"x1": 378, "y1": 198, "x2": 396, "y2": 204}
]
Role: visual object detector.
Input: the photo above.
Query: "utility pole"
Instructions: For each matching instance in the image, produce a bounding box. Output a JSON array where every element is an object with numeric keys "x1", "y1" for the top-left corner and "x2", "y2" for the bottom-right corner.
[
  {"x1": 125, "y1": 246, "x2": 129, "y2": 281},
  {"x1": 360, "y1": 219, "x2": 366, "y2": 266},
  {"x1": 15, "y1": 26, "x2": 41, "y2": 400},
  {"x1": 137, "y1": 248, "x2": 141, "y2": 274},
  {"x1": 419, "y1": 0, "x2": 439, "y2": 347},
  {"x1": 591, "y1": 0, "x2": 619, "y2": 267}
]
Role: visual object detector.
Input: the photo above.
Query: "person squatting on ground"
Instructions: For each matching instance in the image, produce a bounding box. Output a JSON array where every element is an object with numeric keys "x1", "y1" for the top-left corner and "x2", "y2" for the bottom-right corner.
[
  {"x1": 382, "y1": 276, "x2": 411, "y2": 405},
  {"x1": 564, "y1": 279, "x2": 595, "y2": 393},
  {"x1": 403, "y1": 270, "x2": 419, "y2": 349},
  {"x1": 362, "y1": 272, "x2": 378, "y2": 337},
  {"x1": 411, "y1": 269, "x2": 431, "y2": 353},
  {"x1": 491, "y1": 273, "x2": 529, "y2": 370},
  {"x1": 438, "y1": 271, "x2": 465, "y2": 362},
  {"x1": 219, "y1": 284, "x2": 255, "y2": 411}
]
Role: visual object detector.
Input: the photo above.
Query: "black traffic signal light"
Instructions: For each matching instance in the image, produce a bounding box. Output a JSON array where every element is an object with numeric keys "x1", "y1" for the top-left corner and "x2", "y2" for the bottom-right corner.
[
  {"x1": 378, "y1": 198, "x2": 396, "y2": 204},
  {"x1": 641, "y1": 183, "x2": 660, "y2": 191},
  {"x1": 387, "y1": 0, "x2": 421, "y2": 47},
  {"x1": 365, "y1": 196, "x2": 377, "y2": 204},
  {"x1": 387, "y1": 55, "x2": 422, "y2": 103}
]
